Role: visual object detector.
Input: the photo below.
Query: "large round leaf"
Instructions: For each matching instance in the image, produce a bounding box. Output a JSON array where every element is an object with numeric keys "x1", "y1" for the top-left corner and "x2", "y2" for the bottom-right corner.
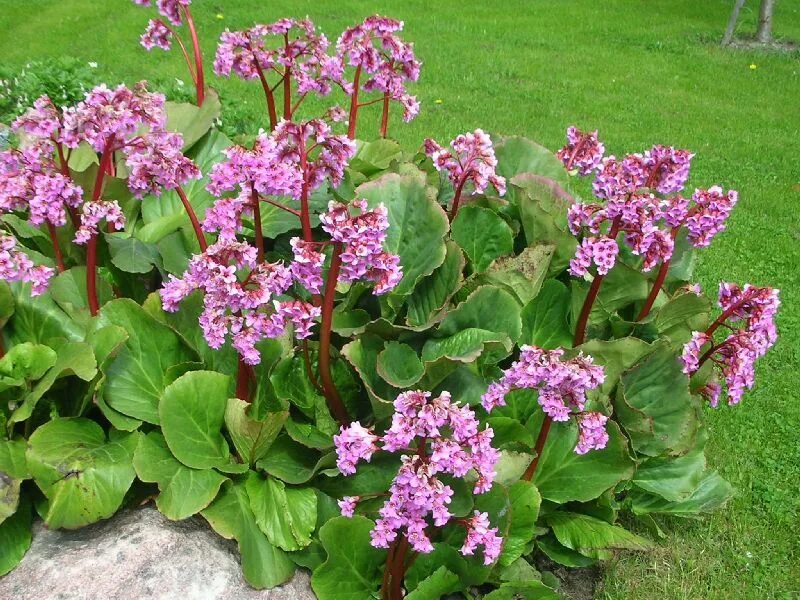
[
  {"x1": 159, "y1": 371, "x2": 231, "y2": 470},
  {"x1": 98, "y1": 299, "x2": 198, "y2": 424},
  {"x1": 26, "y1": 418, "x2": 138, "y2": 529},
  {"x1": 406, "y1": 240, "x2": 465, "y2": 328},
  {"x1": 133, "y1": 432, "x2": 227, "y2": 520},
  {"x1": 533, "y1": 419, "x2": 634, "y2": 503},
  {"x1": 451, "y1": 205, "x2": 513, "y2": 273},
  {"x1": 246, "y1": 474, "x2": 317, "y2": 551},
  {"x1": 357, "y1": 171, "x2": 449, "y2": 299}
]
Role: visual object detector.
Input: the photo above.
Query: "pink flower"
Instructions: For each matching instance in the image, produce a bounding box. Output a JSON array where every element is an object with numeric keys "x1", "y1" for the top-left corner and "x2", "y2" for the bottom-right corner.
[
  {"x1": 338, "y1": 496, "x2": 359, "y2": 517},
  {"x1": 0, "y1": 234, "x2": 54, "y2": 296},
  {"x1": 424, "y1": 129, "x2": 506, "y2": 197},
  {"x1": 124, "y1": 131, "x2": 200, "y2": 198},
  {"x1": 141, "y1": 19, "x2": 173, "y2": 51},
  {"x1": 320, "y1": 199, "x2": 403, "y2": 295},
  {"x1": 333, "y1": 422, "x2": 380, "y2": 475},
  {"x1": 335, "y1": 390, "x2": 501, "y2": 563},
  {"x1": 13, "y1": 95, "x2": 62, "y2": 140},
  {"x1": 576, "y1": 412, "x2": 609, "y2": 454},
  {"x1": 74, "y1": 200, "x2": 125, "y2": 244},
  {"x1": 289, "y1": 238, "x2": 324, "y2": 294},
  {"x1": 557, "y1": 126, "x2": 605, "y2": 175},
  {"x1": 664, "y1": 186, "x2": 738, "y2": 248}
]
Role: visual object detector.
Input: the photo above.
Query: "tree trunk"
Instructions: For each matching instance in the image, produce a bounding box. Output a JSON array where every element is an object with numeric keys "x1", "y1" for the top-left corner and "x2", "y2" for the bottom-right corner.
[
  {"x1": 722, "y1": 0, "x2": 747, "y2": 45},
  {"x1": 757, "y1": 0, "x2": 775, "y2": 43}
]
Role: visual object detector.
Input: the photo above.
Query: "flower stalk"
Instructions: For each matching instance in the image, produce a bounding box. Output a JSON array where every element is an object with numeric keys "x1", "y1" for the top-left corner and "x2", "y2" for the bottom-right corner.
[{"x1": 318, "y1": 242, "x2": 349, "y2": 425}]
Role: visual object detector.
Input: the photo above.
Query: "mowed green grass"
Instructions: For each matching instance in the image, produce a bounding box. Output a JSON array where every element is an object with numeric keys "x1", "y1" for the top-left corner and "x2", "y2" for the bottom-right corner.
[{"x1": 1, "y1": 0, "x2": 799, "y2": 597}]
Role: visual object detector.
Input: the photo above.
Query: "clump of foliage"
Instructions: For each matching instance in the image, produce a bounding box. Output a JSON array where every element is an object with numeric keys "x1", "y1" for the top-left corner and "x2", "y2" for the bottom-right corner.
[{"x1": 0, "y1": 1, "x2": 781, "y2": 598}]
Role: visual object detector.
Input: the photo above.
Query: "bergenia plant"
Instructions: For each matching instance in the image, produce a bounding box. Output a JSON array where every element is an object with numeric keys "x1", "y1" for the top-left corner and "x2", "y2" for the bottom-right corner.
[
  {"x1": 134, "y1": 0, "x2": 206, "y2": 106},
  {"x1": 0, "y1": 9, "x2": 783, "y2": 600},
  {"x1": 334, "y1": 390, "x2": 501, "y2": 599}
]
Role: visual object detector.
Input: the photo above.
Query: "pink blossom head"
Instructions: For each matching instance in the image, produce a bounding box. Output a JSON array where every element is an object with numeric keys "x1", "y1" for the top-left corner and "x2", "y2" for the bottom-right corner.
[
  {"x1": 61, "y1": 82, "x2": 167, "y2": 152},
  {"x1": 319, "y1": 199, "x2": 402, "y2": 295},
  {"x1": 425, "y1": 129, "x2": 506, "y2": 197},
  {"x1": 74, "y1": 200, "x2": 125, "y2": 244},
  {"x1": 682, "y1": 186, "x2": 738, "y2": 248},
  {"x1": 557, "y1": 126, "x2": 605, "y2": 175},
  {"x1": 124, "y1": 131, "x2": 200, "y2": 198},
  {"x1": 642, "y1": 145, "x2": 693, "y2": 195},
  {"x1": 0, "y1": 233, "x2": 54, "y2": 296},
  {"x1": 133, "y1": 0, "x2": 190, "y2": 27},
  {"x1": 13, "y1": 95, "x2": 62, "y2": 140},
  {"x1": 141, "y1": 19, "x2": 173, "y2": 51}
]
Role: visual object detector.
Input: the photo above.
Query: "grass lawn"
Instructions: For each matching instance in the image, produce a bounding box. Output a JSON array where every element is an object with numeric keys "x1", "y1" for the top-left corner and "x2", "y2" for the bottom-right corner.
[{"x1": 1, "y1": 0, "x2": 798, "y2": 597}]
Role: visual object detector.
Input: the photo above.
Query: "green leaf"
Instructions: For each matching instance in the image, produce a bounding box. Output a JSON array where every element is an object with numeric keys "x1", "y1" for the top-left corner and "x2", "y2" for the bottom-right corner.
[
  {"x1": 406, "y1": 240, "x2": 465, "y2": 328},
  {"x1": 256, "y1": 435, "x2": 334, "y2": 484},
  {"x1": 534, "y1": 419, "x2": 634, "y2": 503},
  {"x1": 133, "y1": 431, "x2": 227, "y2": 520},
  {"x1": 421, "y1": 328, "x2": 510, "y2": 363},
  {"x1": 495, "y1": 136, "x2": 570, "y2": 184},
  {"x1": 159, "y1": 371, "x2": 231, "y2": 470},
  {"x1": 349, "y1": 138, "x2": 403, "y2": 175},
  {"x1": 311, "y1": 516, "x2": 383, "y2": 600},
  {"x1": 615, "y1": 345, "x2": 699, "y2": 456},
  {"x1": 512, "y1": 173, "x2": 577, "y2": 274},
  {"x1": 478, "y1": 244, "x2": 554, "y2": 306},
  {"x1": 0, "y1": 342, "x2": 56, "y2": 392},
  {"x1": 520, "y1": 279, "x2": 573, "y2": 349},
  {"x1": 629, "y1": 470, "x2": 733, "y2": 516},
  {"x1": 202, "y1": 475, "x2": 295, "y2": 589},
  {"x1": 105, "y1": 234, "x2": 159, "y2": 273},
  {"x1": 247, "y1": 474, "x2": 317, "y2": 551},
  {"x1": 225, "y1": 398, "x2": 287, "y2": 467},
  {"x1": 8, "y1": 282, "x2": 84, "y2": 346},
  {"x1": 0, "y1": 439, "x2": 27, "y2": 523},
  {"x1": 97, "y1": 299, "x2": 197, "y2": 424},
  {"x1": 48, "y1": 267, "x2": 114, "y2": 325},
  {"x1": 546, "y1": 511, "x2": 653, "y2": 557},
  {"x1": 632, "y1": 431, "x2": 707, "y2": 501},
  {"x1": 438, "y1": 286, "x2": 521, "y2": 342},
  {"x1": 575, "y1": 337, "x2": 655, "y2": 396},
  {"x1": 165, "y1": 89, "x2": 222, "y2": 150},
  {"x1": 0, "y1": 497, "x2": 32, "y2": 576},
  {"x1": 9, "y1": 341, "x2": 97, "y2": 427},
  {"x1": 0, "y1": 281, "x2": 14, "y2": 329},
  {"x1": 271, "y1": 354, "x2": 325, "y2": 419},
  {"x1": 377, "y1": 341, "x2": 425, "y2": 388},
  {"x1": 451, "y1": 205, "x2": 513, "y2": 272},
  {"x1": 341, "y1": 334, "x2": 398, "y2": 418},
  {"x1": 500, "y1": 480, "x2": 542, "y2": 567},
  {"x1": 406, "y1": 566, "x2": 461, "y2": 599},
  {"x1": 26, "y1": 419, "x2": 138, "y2": 529},
  {"x1": 654, "y1": 291, "x2": 712, "y2": 343},
  {"x1": 537, "y1": 534, "x2": 598, "y2": 567},
  {"x1": 357, "y1": 171, "x2": 449, "y2": 299}
]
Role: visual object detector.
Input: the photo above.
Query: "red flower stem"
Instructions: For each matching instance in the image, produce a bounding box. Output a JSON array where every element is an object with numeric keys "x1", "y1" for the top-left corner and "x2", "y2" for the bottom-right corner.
[
  {"x1": 176, "y1": 185, "x2": 207, "y2": 251},
  {"x1": 250, "y1": 186, "x2": 264, "y2": 263},
  {"x1": 253, "y1": 60, "x2": 278, "y2": 130},
  {"x1": 162, "y1": 21, "x2": 197, "y2": 84},
  {"x1": 55, "y1": 142, "x2": 80, "y2": 227},
  {"x1": 302, "y1": 339, "x2": 324, "y2": 394},
  {"x1": 347, "y1": 65, "x2": 363, "y2": 139},
  {"x1": 523, "y1": 416, "x2": 552, "y2": 481},
  {"x1": 87, "y1": 147, "x2": 112, "y2": 317},
  {"x1": 47, "y1": 222, "x2": 65, "y2": 273},
  {"x1": 262, "y1": 197, "x2": 300, "y2": 217},
  {"x1": 318, "y1": 242, "x2": 350, "y2": 425},
  {"x1": 573, "y1": 217, "x2": 622, "y2": 346},
  {"x1": 388, "y1": 536, "x2": 409, "y2": 600},
  {"x1": 379, "y1": 93, "x2": 390, "y2": 138},
  {"x1": 565, "y1": 136, "x2": 587, "y2": 171},
  {"x1": 290, "y1": 93, "x2": 307, "y2": 118},
  {"x1": 636, "y1": 227, "x2": 680, "y2": 321},
  {"x1": 449, "y1": 175, "x2": 468, "y2": 221},
  {"x1": 283, "y1": 34, "x2": 292, "y2": 120},
  {"x1": 356, "y1": 97, "x2": 384, "y2": 108},
  {"x1": 0, "y1": 334, "x2": 5, "y2": 359},
  {"x1": 298, "y1": 138, "x2": 313, "y2": 242},
  {"x1": 182, "y1": 6, "x2": 205, "y2": 106},
  {"x1": 236, "y1": 354, "x2": 250, "y2": 402},
  {"x1": 381, "y1": 542, "x2": 397, "y2": 600}
]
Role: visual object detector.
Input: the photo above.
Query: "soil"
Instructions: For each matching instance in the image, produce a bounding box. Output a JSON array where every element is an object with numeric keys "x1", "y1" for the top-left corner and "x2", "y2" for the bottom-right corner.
[{"x1": 533, "y1": 555, "x2": 601, "y2": 600}]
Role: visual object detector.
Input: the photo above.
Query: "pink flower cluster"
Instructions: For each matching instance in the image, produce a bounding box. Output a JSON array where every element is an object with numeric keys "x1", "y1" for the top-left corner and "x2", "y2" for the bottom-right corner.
[
  {"x1": 663, "y1": 186, "x2": 738, "y2": 248},
  {"x1": 560, "y1": 127, "x2": 738, "y2": 278},
  {"x1": 214, "y1": 19, "x2": 335, "y2": 97},
  {"x1": 333, "y1": 16, "x2": 421, "y2": 122},
  {"x1": 74, "y1": 200, "x2": 125, "y2": 244},
  {"x1": 681, "y1": 283, "x2": 779, "y2": 406},
  {"x1": 0, "y1": 143, "x2": 83, "y2": 227},
  {"x1": 124, "y1": 132, "x2": 201, "y2": 198},
  {"x1": 61, "y1": 82, "x2": 166, "y2": 152},
  {"x1": 568, "y1": 193, "x2": 673, "y2": 275},
  {"x1": 425, "y1": 129, "x2": 507, "y2": 197},
  {"x1": 320, "y1": 199, "x2": 402, "y2": 295},
  {"x1": 334, "y1": 390, "x2": 502, "y2": 563},
  {"x1": 12, "y1": 95, "x2": 63, "y2": 140},
  {"x1": 133, "y1": 0, "x2": 190, "y2": 27},
  {"x1": 141, "y1": 19, "x2": 173, "y2": 51},
  {"x1": 557, "y1": 127, "x2": 605, "y2": 176},
  {"x1": 160, "y1": 239, "x2": 321, "y2": 364},
  {"x1": 482, "y1": 346, "x2": 608, "y2": 454},
  {"x1": 0, "y1": 234, "x2": 54, "y2": 296}
]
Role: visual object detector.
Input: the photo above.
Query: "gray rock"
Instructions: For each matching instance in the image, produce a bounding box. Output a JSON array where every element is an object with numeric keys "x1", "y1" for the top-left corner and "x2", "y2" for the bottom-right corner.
[{"x1": 0, "y1": 507, "x2": 315, "y2": 600}]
